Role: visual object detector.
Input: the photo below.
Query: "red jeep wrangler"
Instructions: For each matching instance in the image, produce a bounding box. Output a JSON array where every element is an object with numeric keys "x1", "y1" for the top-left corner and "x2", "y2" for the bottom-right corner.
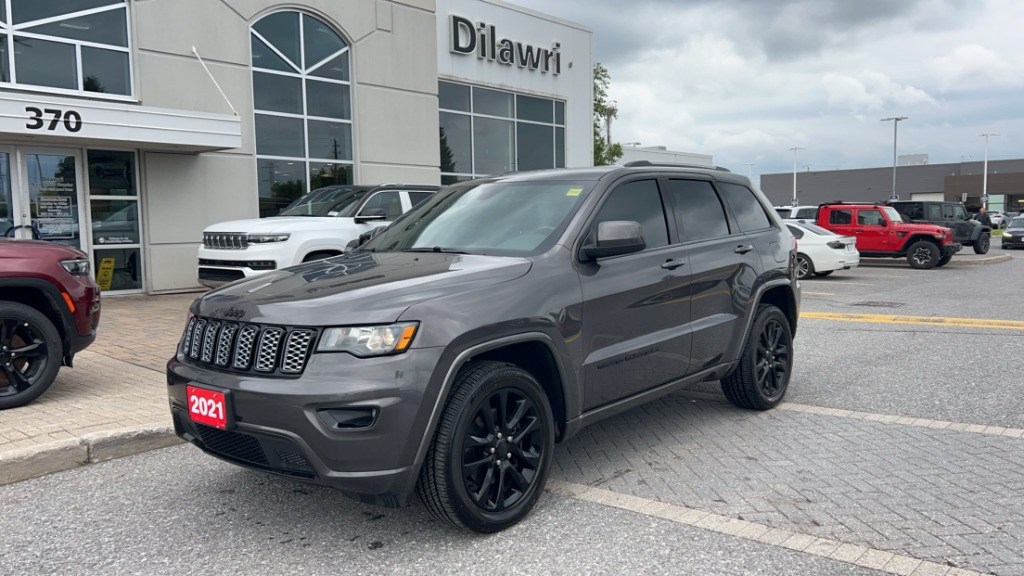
[
  {"x1": 0, "y1": 239, "x2": 101, "y2": 409},
  {"x1": 816, "y1": 203, "x2": 960, "y2": 269}
]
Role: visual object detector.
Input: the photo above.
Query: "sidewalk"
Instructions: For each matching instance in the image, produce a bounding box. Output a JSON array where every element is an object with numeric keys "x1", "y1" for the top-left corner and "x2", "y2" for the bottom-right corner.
[{"x1": 0, "y1": 292, "x2": 199, "y2": 485}]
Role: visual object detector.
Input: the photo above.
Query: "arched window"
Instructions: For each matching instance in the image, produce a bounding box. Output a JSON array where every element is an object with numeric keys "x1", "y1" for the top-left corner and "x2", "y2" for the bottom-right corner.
[
  {"x1": 251, "y1": 11, "x2": 353, "y2": 217},
  {"x1": 0, "y1": 0, "x2": 132, "y2": 96}
]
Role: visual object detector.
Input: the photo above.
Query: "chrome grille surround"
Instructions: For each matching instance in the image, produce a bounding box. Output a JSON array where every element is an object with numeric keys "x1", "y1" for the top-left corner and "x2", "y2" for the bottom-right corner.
[
  {"x1": 255, "y1": 328, "x2": 284, "y2": 372},
  {"x1": 281, "y1": 330, "x2": 314, "y2": 374},
  {"x1": 179, "y1": 317, "x2": 315, "y2": 377},
  {"x1": 202, "y1": 232, "x2": 249, "y2": 250}
]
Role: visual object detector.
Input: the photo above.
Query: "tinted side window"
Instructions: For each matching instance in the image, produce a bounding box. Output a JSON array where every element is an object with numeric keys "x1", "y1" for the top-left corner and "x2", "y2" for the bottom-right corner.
[
  {"x1": 954, "y1": 205, "x2": 967, "y2": 220},
  {"x1": 718, "y1": 183, "x2": 771, "y2": 232},
  {"x1": 408, "y1": 191, "x2": 433, "y2": 207},
  {"x1": 941, "y1": 204, "x2": 954, "y2": 219},
  {"x1": 590, "y1": 180, "x2": 668, "y2": 250},
  {"x1": 830, "y1": 209, "x2": 852, "y2": 224},
  {"x1": 896, "y1": 203, "x2": 923, "y2": 219},
  {"x1": 795, "y1": 208, "x2": 817, "y2": 219},
  {"x1": 858, "y1": 209, "x2": 884, "y2": 225},
  {"x1": 664, "y1": 179, "x2": 730, "y2": 242},
  {"x1": 360, "y1": 191, "x2": 403, "y2": 220},
  {"x1": 926, "y1": 204, "x2": 942, "y2": 220}
]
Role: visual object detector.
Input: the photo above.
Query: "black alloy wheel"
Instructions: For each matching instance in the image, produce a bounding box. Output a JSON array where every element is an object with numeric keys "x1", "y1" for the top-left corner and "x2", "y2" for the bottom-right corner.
[
  {"x1": 721, "y1": 304, "x2": 793, "y2": 410},
  {"x1": 0, "y1": 302, "x2": 62, "y2": 409},
  {"x1": 418, "y1": 360, "x2": 554, "y2": 533}
]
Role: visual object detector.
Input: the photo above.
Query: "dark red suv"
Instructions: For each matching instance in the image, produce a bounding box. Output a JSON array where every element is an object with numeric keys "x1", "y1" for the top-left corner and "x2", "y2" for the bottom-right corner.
[{"x1": 0, "y1": 239, "x2": 101, "y2": 409}]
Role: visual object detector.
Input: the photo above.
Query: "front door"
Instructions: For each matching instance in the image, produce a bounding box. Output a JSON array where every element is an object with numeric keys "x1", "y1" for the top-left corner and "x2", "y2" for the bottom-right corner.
[{"x1": 13, "y1": 148, "x2": 87, "y2": 251}]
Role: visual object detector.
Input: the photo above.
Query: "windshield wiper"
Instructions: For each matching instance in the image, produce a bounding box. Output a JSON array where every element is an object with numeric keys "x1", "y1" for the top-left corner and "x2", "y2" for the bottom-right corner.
[{"x1": 402, "y1": 247, "x2": 477, "y2": 255}]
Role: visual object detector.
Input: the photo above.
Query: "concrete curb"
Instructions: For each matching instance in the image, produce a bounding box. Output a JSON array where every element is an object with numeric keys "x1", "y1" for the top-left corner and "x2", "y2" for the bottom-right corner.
[
  {"x1": 861, "y1": 253, "x2": 1012, "y2": 267},
  {"x1": 0, "y1": 426, "x2": 181, "y2": 486}
]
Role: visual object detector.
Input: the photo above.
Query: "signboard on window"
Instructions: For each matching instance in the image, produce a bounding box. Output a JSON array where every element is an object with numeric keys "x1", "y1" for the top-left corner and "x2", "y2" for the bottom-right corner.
[{"x1": 36, "y1": 196, "x2": 75, "y2": 238}]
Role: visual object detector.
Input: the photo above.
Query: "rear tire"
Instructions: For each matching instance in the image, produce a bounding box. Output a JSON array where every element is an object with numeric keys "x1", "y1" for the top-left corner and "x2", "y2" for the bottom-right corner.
[
  {"x1": 721, "y1": 305, "x2": 792, "y2": 411},
  {"x1": 906, "y1": 240, "x2": 939, "y2": 269},
  {"x1": 813, "y1": 270, "x2": 834, "y2": 277},
  {"x1": 795, "y1": 253, "x2": 814, "y2": 280},
  {"x1": 973, "y1": 234, "x2": 990, "y2": 254},
  {"x1": 417, "y1": 361, "x2": 554, "y2": 533},
  {"x1": 0, "y1": 302, "x2": 63, "y2": 410}
]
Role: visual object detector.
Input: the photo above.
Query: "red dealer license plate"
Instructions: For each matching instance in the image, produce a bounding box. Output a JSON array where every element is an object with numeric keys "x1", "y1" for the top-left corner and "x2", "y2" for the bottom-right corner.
[{"x1": 186, "y1": 385, "x2": 230, "y2": 429}]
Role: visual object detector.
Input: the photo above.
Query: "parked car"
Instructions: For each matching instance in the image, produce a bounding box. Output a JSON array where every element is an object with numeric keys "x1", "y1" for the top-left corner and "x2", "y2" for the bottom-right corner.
[
  {"x1": 816, "y1": 202, "x2": 959, "y2": 269},
  {"x1": 1000, "y1": 211, "x2": 1019, "y2": 229},
  {"x1": 988, "y1": 211, "x2": 1006, "y2": 228},
  {"x1": 775, "y1": 205, "x2": 818, "y2": 220},
  {"x1": 168, "y1": 162, "x2": 800, "y2": 533},
  {"x1": 785, "y1": 220, "x2": 858, "y2": 279},
  {"x1": 1002, "y1": 216, "x2": 1024, "y2": 248},
  {"x1": 197, "y1": 184, "x2": 439, "y2": 287},
  {"x1": 888, "y1": 200, "x2": 990, "y2": 254},
  {"x1": 0, "y1": 239, "x2": 101, "y2": 409}
]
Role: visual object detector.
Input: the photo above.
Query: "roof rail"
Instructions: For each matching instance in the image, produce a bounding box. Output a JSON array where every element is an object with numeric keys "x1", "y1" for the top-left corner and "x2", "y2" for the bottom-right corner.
[{"x1": 622, "y1": 160, "x2": 732, "y2": 173}]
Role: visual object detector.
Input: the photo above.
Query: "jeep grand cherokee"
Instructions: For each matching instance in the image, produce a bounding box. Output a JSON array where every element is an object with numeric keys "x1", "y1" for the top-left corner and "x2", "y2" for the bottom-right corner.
[{"x1": 167, "y1": 162, "x2": 800, "y2": 532}]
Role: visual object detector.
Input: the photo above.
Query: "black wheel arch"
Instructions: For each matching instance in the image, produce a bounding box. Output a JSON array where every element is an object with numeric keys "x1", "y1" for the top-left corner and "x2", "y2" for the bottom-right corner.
[{"x1": 0, "y1": 279, "x2": 74, "y2": 362}]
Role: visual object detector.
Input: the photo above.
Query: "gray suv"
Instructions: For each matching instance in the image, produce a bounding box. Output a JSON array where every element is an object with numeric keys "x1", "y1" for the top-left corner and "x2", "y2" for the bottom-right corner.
[{"x1": 167, "y1": 162, "x2": 800, "y2": 533}]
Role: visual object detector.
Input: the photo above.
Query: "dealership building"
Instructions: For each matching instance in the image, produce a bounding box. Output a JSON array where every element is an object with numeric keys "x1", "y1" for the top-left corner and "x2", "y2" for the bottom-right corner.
[
  {"x1": 760, "y1": 158, "x2": 1024, "y2": 215},
  {"x1": 0, "y1": 0, "x2": 592, "y2": 293}
]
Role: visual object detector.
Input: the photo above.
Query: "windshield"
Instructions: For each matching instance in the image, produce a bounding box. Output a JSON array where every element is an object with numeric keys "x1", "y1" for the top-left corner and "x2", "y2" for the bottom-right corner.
[
  {"x1": 1009, "y1": 217, "x2": 1024, "y2": 227},
  {"x1": 882, "y1": 206, "x2": 904, "y2": 224},
  {"x1": 360, "y1": 180, "x2": 595, "y2": 256},
  {"x1": 279, "y1": 188, "x2": 367, "y2": 217}
]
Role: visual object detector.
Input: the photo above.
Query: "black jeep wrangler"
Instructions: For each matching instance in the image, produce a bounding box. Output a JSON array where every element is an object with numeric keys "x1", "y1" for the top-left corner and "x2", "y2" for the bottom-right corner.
[
  {"x1": 888, "y1": 200, "x2": 991, "y2": 254},
  {"x1": 167, "y1": 162, "x2": 800, "y2": 533}
]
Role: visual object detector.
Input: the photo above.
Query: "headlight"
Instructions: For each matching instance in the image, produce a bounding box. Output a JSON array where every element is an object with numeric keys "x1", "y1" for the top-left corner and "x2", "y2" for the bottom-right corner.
[
  {"x1": 60, "y1": 258, "x2": 91, "y2": 275},
  {"x1": 247, "y1": 233, "x2": 290, "y2": 243},
  {"x1": 317, "y1": 322, "x2": 418, "y2": 357}
]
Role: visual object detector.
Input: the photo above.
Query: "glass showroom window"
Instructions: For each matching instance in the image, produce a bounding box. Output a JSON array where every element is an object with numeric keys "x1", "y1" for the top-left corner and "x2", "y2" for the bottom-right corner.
[
  {"x1": 0, "y1": 0, "x2": 132, "y2": 97},
  {"x1": 251, "y1": 11, "x2": 352, "y2": 217},
  {"x1": 439, "y1": 81, "x2": 565, "y2": 185}
]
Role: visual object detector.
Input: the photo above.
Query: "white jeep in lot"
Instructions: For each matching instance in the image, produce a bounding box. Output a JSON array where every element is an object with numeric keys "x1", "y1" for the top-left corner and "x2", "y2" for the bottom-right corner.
[{"x1": 198, "y1": 184, "x2": 438, "y2": 286}]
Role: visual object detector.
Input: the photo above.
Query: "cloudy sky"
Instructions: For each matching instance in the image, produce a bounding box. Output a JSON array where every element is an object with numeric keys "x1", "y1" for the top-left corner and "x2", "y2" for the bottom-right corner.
[{"x1": 511, "y1": 0, "x2": 1023, "y2": 177}]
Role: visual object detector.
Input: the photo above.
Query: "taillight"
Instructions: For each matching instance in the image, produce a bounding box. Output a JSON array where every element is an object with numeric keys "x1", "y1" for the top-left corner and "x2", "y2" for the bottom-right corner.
[{"x1": 827, "y1": 240, "x2": 844, "y2": 249}]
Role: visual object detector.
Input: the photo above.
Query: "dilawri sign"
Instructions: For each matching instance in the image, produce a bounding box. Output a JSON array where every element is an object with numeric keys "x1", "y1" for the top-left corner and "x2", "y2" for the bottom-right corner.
[{"x1": 449, "y1": 15, "x2": 561, "y2": 75}]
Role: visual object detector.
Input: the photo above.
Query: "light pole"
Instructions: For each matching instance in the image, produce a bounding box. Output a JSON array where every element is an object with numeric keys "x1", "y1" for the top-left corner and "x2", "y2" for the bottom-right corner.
[
  {"x1": 745, "y1": 162, "x2": 755, "y2": 179},
  {"x1": 880, "y1": 116, "x2": 907, "y2": 201},
  {"x1": 788, "y1": 147, "x2": 804, "y2": 206},
  {"x1": 979, "y1": 133, "x2": 999, "y2": 209}
]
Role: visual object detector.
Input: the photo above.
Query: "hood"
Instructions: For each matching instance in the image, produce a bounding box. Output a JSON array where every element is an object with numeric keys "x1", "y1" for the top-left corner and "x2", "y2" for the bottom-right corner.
[
  {"x1": 204, "y1": 216, "x2": 352, "y2": 234},
  {"x1": 0, "y1": 238, "x2": 87, "y2": 259},
  {"x1": 893, "y1": 222, "x2": 949, "y2": 235},
  {"x1": 194, "y1": 251, "x2": 532, "y2": 326}
]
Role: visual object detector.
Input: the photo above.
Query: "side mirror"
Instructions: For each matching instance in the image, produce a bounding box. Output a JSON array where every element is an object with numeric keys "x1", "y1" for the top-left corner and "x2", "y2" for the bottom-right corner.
[
  {"x1": 880, "y1": 219, "x2": 888, "y2": 227},
  {"x1": 354, "y1": 208, "x2": 387, "y2": 224},
  {"x1": 580, "y1": 221, "x2": 646, "y2": 261}
]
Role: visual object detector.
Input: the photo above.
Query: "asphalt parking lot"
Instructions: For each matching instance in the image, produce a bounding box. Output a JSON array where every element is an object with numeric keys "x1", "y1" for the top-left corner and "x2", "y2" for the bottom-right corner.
[{"x1": 1, "y1": 245, "x2": 1021, "y2": 576}]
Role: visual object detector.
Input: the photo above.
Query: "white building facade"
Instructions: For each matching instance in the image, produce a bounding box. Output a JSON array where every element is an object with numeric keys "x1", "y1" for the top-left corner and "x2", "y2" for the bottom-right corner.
[{"x1": 0, "y1": 0, "x2": 592, "y2": 293}]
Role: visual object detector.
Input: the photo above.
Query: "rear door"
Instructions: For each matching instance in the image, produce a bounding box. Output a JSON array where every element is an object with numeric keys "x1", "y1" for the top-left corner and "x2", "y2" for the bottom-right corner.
[
  {"x1": 578, "y1": 178, "x2": 691, "y2": 411},
  {"x1": 665, "y1": 178, "x2": 762, "y2": 375}
]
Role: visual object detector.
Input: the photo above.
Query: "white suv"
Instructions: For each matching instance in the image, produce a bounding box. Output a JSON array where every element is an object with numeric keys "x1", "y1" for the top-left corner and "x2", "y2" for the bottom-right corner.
[
  {"x1": 198, "y1": 184, "x2": 438, "y2": 286},
  {"x1": 774, "y1": 205, "x2": 818, "y2": 220}
]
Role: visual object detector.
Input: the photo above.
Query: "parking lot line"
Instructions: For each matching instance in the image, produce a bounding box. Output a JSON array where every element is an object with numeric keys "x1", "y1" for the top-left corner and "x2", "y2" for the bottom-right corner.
[
  {"x1": 800, "y1": 311, "x2": 1024, "y2": 331},
  {"x1": 546, "y1": 479, "x2": 986, "y2": 576},
  {"x1": 801, "y1": 291, "x2": 835, "y2": 296}
]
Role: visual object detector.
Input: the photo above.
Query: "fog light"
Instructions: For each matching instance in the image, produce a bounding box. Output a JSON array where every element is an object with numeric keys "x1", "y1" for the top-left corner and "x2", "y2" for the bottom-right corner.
[{"x1": 318, "y1": 407, "x2": 378, "y2": 429}]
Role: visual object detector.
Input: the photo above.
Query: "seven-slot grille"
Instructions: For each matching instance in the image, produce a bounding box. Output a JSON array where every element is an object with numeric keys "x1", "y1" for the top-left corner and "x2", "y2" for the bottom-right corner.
[
  {"x1": 203, "y1": 232, "x2": 249, "y2": 250},
  {"x1": 181, "y1": 316, "x2": 315, "y2": 376}
]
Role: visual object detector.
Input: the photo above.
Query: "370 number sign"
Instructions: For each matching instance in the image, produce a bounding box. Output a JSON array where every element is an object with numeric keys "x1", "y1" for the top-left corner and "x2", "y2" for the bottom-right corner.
[{"x1": 25, "y1": 107, "x2": 83, "y2": 133}]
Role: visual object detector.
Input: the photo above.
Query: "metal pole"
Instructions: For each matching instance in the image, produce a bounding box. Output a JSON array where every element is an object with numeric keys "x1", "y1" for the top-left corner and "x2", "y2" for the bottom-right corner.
[
  {"x1": 979, "y1": 133, "x2": 998, "y2": 209},
  {"x1": 788, "y1": 147, "x2": 803, "y2": 206},
  {"x1": 881, "y1": 116, "x2": 907, "y2": 201}
]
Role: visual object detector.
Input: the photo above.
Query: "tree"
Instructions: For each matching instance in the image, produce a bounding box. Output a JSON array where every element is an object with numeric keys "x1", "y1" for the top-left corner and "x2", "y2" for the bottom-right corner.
[{"x1": 593, "y1": 63, "x2": 623, "y2": 166}]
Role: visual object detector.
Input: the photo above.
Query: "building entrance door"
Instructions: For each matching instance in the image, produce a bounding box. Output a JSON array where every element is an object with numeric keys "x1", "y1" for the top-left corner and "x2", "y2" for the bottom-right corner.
[{"x1": 9, "y1": 147, "x2": 88, "y2": 252}]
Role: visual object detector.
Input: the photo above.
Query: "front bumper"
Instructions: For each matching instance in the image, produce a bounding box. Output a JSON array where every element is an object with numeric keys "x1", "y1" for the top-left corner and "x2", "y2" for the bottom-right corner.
[
  {"x1": 166, "y1": 346, "x2": 444, "y2": 505},
  {"x1": 197, "y1": 245, "x2": 284, "y2": 287},
  {"x1": 942, "y1": 243, "x2": 962, "y2": 257},
  {"x1": 1002, "y1": 235, "x2": 1024, "y2": 247}
]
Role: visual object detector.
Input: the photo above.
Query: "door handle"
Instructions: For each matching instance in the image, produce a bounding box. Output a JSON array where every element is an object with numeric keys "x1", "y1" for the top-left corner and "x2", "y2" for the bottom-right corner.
[
  {"x1": 854, "y1": 228, "x2": 865, "y2": 233},
  {"x1": 660, "y1": 258, "x2": 686, "y2": 270},
  {"x1": 734, "y1": 245, "x2": 754, "y2": 254}
]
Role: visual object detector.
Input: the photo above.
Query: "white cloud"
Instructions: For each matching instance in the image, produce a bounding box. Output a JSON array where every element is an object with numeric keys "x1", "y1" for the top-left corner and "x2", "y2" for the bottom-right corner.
[
  {"x1": 928, "y1": 44, "x2": 1020, "y2": 91},
  {"x1": 822, "y1": 72, "x2": 936, "y2": 113}
]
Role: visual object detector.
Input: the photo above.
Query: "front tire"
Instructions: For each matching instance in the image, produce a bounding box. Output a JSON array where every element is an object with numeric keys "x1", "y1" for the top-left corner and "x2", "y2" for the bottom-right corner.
[
  {"x1": 973, "y1": 234, "x2": 990, "y2": 254},
  {"x1": 721, "y1": 305, "x2": 793, "y2": 410},
  {"x1": 906, "y1": 240, "x2": 939, "y2": 269},
  {"x1": 795, "y1": 253, "x2": 814, "y2": 280},
  {"x1": 417, "y1": 361, "x2": 555, "y2": 533},
  {"x1": 0, "y1": 302, "x2": 63, "y2": 410}
]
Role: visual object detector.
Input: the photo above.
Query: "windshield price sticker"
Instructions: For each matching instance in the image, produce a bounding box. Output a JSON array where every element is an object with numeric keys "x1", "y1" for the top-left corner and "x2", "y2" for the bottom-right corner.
[{"x1": 25, "y1": 107, "x2": 83, "y2": 133}]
